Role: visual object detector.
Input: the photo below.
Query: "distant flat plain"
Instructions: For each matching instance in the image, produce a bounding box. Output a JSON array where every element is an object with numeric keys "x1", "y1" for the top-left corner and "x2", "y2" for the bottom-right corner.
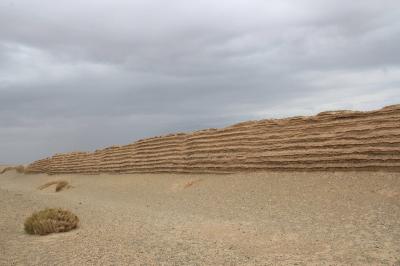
[{"x1": 0, "y1": 170, "x2": 399, "y2": 265}]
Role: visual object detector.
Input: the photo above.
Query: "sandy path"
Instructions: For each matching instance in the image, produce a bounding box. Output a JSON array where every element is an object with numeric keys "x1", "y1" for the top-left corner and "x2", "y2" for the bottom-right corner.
[{"x1": 0, "y1": 171, "x2": 399, "y2": 265}]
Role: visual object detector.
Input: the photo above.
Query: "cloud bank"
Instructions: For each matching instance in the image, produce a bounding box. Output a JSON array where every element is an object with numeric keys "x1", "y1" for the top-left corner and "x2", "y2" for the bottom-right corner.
[{"x1": 1, "y1": 0, "x2": 399, "y2": 163}]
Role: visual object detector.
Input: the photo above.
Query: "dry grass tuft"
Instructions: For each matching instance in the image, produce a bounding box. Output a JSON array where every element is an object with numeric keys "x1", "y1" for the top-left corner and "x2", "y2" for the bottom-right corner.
[
  {"x1": 0, "y1": 165, "x2": 25, "y2": 174},
  {"x1": 24, "y1": 208, "x2": 79, "y2": 235},
  {"x1": 38, "y1": 180, "x2": 70, "y2": 192}
]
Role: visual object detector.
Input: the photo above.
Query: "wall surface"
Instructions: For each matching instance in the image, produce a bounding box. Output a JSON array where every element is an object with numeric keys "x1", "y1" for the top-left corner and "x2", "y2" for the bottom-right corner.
[{"x1": 27, "y1": 104, "x2": 400, "y2": 174}]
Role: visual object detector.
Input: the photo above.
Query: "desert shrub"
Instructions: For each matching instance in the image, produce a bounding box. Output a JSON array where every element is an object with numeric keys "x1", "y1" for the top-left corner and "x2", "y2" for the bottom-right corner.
[
  {"x1": 38, "y1": 180, "x2": 70, "y2": 192},
  {"x1": 24, "y1": 208, "x2": 79, "y2": 235}
]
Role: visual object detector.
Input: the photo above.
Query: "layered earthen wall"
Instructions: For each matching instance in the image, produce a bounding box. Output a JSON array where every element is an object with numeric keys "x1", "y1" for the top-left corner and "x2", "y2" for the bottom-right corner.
[{"x1": 27, "y1": 104, "x2": 400, "y2": 174}]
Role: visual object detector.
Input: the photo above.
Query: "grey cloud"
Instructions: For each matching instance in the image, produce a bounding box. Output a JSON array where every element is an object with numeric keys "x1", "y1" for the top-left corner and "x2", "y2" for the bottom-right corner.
[{"x1": 0, "y1": 0, "x2": 400, "y2": 163}]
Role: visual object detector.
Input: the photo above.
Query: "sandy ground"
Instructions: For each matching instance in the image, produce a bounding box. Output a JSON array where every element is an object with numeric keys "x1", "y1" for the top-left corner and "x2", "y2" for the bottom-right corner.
[{"x1": 0, "y1": 170, "x2": 399, "y2": 265}]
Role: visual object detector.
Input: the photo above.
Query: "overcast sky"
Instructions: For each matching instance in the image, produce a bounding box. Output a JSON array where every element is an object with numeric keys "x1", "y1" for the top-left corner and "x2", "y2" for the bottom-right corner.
[{"x1": 1, "y1": 0, "x2": 400, "y2": 164}]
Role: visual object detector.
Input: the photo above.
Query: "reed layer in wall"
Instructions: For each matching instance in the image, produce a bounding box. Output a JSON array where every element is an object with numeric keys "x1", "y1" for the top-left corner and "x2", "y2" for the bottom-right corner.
[{"x1": 26, "y1": 104, "x2": 400, "y2": 174}]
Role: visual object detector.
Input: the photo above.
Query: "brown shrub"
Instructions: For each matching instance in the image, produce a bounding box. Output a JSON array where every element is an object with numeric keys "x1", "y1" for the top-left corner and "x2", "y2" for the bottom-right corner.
[{"x1": 24, "y1": 208, "x2": 79, "y2": 235}]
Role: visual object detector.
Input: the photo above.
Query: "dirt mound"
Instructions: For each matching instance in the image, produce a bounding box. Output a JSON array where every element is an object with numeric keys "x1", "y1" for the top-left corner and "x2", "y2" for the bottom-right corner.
[
  {"x1": 38, "y1": 180, "x2": 70, "y2": 192},
  {"x1": 26, "y1": 104, "x2": 400, "y2": 174},
  {"x1": 0, "y1": 165, "x2": 25, "y2": 174}
]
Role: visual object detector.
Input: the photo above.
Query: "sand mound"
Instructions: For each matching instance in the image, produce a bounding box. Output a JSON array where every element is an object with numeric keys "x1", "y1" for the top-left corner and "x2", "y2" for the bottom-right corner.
[
  {"x1": 0, "y1": 165, "x2": 25, "y2": 174},
  {"x1": 26, "y1": 104, "x2": 400, "y2": 174},
  {"x1": 38, "y1": 180, "x2": 70, "y2": 192}
]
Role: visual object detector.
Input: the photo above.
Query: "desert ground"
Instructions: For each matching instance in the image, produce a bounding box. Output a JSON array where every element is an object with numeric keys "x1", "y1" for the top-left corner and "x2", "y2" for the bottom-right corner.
[{"x1": 0, "y1": 168, "x2": 399, "y2": 265}]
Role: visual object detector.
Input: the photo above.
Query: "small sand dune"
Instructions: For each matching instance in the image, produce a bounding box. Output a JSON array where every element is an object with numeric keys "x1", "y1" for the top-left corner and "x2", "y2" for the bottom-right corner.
[
  {"x1": 37, "y1": 180, "x2": 70, "y2": 192},
  {"x1": 0, "y1": 165, "x2": 12, "y2": 173},
  {"x1": 0, "y1": 170, "x2": 399, "y2": 265}
]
